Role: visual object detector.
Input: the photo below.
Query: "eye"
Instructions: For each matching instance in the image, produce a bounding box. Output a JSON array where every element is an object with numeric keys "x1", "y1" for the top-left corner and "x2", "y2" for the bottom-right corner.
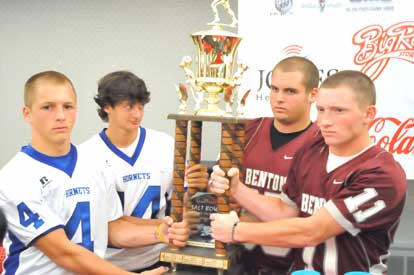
[
  {"x1": 41, "y1": 105, "x2": 51, "y2": 110},
  {"x1": 316, "y1": 106, "x2": 324, "y2": 112},
  {"x1": 270, "y1": 86, "x2": 278, "y2": 93},
  {"x1": 64, "y1": 104, "x2": 75, "y2": 110},
  {"x1": 286, "y1": 89, "x2": 296, "y2": 95}
]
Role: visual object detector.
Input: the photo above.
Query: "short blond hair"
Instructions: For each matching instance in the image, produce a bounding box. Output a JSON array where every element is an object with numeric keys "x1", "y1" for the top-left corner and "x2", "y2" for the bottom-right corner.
[
  {"x1": 320, "y1": 70, "x2": 376, "y2": 107},
  {"x1": 24, "y1": 71, "x2": 76, "y2": 107},
  {"x1": 272, "y1": 56, "x2": 320, "y2": 93}
]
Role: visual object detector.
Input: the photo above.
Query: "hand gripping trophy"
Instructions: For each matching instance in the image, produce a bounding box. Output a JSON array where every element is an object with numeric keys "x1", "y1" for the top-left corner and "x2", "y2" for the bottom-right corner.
[{"x1": 164, "y1": 1, "x2": 250, "y2": 274}]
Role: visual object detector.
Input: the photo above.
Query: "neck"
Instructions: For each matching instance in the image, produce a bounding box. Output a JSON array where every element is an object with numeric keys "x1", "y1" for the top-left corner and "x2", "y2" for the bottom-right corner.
[
  {"x1": 330, "y1": 134, "x2": 371, "y2": 157},
  {"x1": 105, "y1": 126, "x2": 139, "y2": 148},
  {"x1": 31, "y1": 138, "x2": 71, "y2": 157},
  {"x1": 273, "y1": 118, "x2": 311, "y2": 133}
]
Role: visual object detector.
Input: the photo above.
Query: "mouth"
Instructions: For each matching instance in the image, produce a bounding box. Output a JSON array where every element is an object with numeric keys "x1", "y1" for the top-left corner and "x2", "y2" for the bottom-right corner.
[
  {"x1": 52, "y1": 126, "x2": 68, "y2": 132},
  {"x1": 321, "y1": 130, "x2": 336, "y2": 136},
  {"x1": 273, "y1": 107, "x2": 287, "y2": 113}
]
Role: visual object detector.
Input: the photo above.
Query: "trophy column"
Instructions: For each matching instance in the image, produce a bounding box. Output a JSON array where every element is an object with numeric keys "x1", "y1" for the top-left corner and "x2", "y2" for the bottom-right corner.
[
  {"x1": 170, "y1": 120, "x2": 188, "y2": 250},
  {"x1": 160, "y1": 114, "x2": 250, "y2": 275}
]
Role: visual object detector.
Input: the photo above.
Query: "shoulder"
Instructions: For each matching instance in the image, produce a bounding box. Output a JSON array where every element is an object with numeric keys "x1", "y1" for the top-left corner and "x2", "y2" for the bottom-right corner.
[
  {"x1": 361, "y1": 146, "x2": 406, "y2": 182},
  {"x1": 0, "y1": 152, "x2": 41, "y2": 199},
  {"x1": 345, "y1": 146, "x2": 407, "y2": 200},
  {"x1": 79, "y1": 132, "x2": 103, "y2": 149},
  {"x1": 305, "y1": 122, "x2": 320, "y2": 136},
  {"x1": 246, "y1": 117, "x2": 271, "y2": 132},
  {"x1": 79, "y1": 133, "x2": 108, "y2": 159},
  {"x1": 0, "y1": 152, "x2": 34, "y2": 179},
  {"x1": 246, "y1": 117, "x2": 272, "y2": 141},
  {"x1": 298, "y1": 130, "x2": 325, "y2": 154},
  {"x1": 143, "y1": 128, "x2": 174, "y2": 145}
]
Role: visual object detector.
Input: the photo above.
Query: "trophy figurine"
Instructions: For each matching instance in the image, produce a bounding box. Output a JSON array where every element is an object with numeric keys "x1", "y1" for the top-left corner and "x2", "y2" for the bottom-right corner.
[
  {"x1": 161, "y1": 1, "x2": 250, "y2": 274},
  {"x1": 209, "y1": 0, "x2": 238, "y2": 27}
]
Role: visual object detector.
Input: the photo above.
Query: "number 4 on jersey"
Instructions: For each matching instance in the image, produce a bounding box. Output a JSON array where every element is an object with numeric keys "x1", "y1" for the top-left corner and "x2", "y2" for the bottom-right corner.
[
  {"x1": 65, "y1": 201, "x2": 94, "y2": 252},
  {"x1": 17, "y1": 202, "x2": 45, "y2": 229},
  {"x1": 118, "y1": 186, "x2": 161, "y2": 219}
]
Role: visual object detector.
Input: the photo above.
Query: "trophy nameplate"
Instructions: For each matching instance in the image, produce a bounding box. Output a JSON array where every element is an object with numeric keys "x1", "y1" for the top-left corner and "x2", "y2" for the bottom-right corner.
[{"x1": 186, "y1": 192, "x2": 217, "y2": 249}]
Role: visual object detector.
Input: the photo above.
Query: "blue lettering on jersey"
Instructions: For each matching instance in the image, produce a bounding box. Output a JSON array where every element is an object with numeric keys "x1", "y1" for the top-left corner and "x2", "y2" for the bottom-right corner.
[
  {"x1": 118, "y1": 186, "x2": 161, "y2": 219},
  {"x1": 17, "y1": 202, "x2": 45, "y2": 229},
  {"x1": 65, "y1": 201, "x2": 94, "y2": 251},
  {"x1": 65, "y1": 187, "x2": 91, "y2": 198},
  {"x1": 122, "y1": 172, "x2": 151, "y2": 183}
]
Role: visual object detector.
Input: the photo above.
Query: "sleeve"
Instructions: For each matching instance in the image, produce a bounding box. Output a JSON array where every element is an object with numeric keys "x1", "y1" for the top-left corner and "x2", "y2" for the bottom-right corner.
[
  {"x1": 0, "y1": 181, "x2": 64, "y2": 246},
  {"x1": 280, "y1": 157, "x2": 300, "y2": 209},
  {"x1": 324, "y1": 159, "x2": 407, "y2": 236}
]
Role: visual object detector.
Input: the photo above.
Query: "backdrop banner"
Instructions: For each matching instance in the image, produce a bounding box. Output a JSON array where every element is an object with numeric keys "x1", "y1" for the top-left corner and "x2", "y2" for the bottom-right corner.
[{"x1": 238, "y1": 0, "x2": 414, "y2": 179}]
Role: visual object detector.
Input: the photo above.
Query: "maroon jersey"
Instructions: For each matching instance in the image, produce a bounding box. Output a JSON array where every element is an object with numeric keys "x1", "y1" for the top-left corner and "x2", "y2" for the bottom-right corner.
[
  {"x1": 283, "y1": 133, "x2": 407, "y2": 275},
  {"x1": 241, "y1": 117, "x2": 319, "y2": 273}
]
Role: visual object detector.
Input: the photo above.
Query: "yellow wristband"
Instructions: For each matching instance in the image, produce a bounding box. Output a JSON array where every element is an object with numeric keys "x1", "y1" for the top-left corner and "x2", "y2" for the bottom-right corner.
[{"x1": 156, "y1": 223, "x2": 165, "y2": 243}]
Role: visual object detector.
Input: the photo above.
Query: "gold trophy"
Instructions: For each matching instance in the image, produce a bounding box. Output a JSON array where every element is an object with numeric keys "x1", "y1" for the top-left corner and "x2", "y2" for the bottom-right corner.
[
  {"x1": 160, "y1": 1, "x2": 250, "y2": 274},
  {"x1": 175, "y1": 0, "x2": 248, "y2": 117}
]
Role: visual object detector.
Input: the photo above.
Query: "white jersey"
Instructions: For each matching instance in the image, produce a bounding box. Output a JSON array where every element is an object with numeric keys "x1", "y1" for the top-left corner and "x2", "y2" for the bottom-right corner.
[
  {"x1": 80, "y1": 127, "x2": 174, "y2": 271},
  {"x1": 0, "y1": 144, "x2": 123, "y2": 275}
]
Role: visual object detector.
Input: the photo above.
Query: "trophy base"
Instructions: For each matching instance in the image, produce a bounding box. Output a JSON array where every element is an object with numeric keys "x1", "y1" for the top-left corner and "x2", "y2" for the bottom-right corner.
[
  {"x1": 160, "y1": 245, "x2": 242, "y2": 275},
  {"x1": 160, "y1": 246, "x2": 228, "y2": 270}
]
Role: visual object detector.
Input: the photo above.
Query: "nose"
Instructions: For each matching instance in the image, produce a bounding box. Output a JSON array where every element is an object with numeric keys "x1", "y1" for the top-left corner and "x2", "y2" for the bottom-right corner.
[
  {"x1": 317, "y1": 111, "x2": 332, "y2": 128},
  {"x1": 55, "y1": 106, "x2": 66, "y2": 121},
  {"x1": 271, "y1": 92, "x2": 284, "y2": 104},
  {"x1": 130, "y1": 105, "x2": 142, "y2": 117}
]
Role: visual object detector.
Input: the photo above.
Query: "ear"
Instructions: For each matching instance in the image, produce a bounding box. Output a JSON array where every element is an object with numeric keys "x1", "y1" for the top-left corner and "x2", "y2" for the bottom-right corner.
[
  {"x1": 22, "y1": 106, "x2": 32, "y2": 123},
  {"x1": 308, "y1": 88, "x2": 318, "y2": 103},
  {"x1": 364, "y1": 105, "x2": 377, "y2": 125},
  {"x1": 103, "y1": 105, "x2": 112, "y2": 115}
]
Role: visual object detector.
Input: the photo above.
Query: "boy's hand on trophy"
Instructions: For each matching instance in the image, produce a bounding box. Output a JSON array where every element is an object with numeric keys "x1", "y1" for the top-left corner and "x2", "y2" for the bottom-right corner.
[
  {"x1": 159, "y1": 217, "x2": 190, "y2": 247},
  {"x1": 208, "y1": 165, "x2": 229, "y2": 194},
  {"x1": 209, "y1": 165, "x2": 241, "y2": 190},
  {"x1": 183, "y1": 210, "x2": 200, "y2": 235},
  {"x1": 210, "y1": 210, "x2": 239, "y2": 243},
  {"x1": 185, "y1": 163, "x2": 209, "y2": 190}
]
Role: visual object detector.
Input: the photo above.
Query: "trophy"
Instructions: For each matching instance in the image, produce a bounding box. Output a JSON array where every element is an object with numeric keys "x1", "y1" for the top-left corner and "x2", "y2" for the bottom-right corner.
[
  {"x1": 174, "y1": 0, "x2": 249, "y2": 117},
  {"x1": 160, "y1": 1, "x2": 251, "y2": 274}
]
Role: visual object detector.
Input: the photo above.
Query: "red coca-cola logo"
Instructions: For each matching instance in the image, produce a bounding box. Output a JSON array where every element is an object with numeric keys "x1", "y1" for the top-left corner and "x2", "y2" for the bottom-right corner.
[
  {"x1": 353, "y1": 21, "x2": 414, "y2": 81},
  {"x1": 370, "y1": 117, "x2": 414, "y2": 155}
]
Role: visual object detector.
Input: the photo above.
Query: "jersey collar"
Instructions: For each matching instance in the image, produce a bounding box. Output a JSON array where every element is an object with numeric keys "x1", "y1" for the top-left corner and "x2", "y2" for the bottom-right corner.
[
  {"x1": 21, "y1": 144, "x2": 78, "y2": 177},
  {"x1": 99, "y1": 127, "x2": 146, "y2": 166}
]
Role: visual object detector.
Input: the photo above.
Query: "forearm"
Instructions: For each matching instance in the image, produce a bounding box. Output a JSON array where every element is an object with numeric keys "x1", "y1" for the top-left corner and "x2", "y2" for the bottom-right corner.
[
  {"x1": 55, "y1": 244, "x2": 132, "y2": 275},
  {"x1": 235, "y1": 217, "x2": 316, "y2": 248},
  {"x1": 121, "y1": 215, "x2": 162, "y2": 225},
  {"x1": 234, "y1": 208, "x2": 344, "y2": 247},
  {"x1": 35, "y1": 229, "x2": 133, "y2": 275},
  {"x1": 233, "y1": 184, "x2": 297, "y2": 221},
  {"x1": 108, "y1": 218, "x2": 163, "y2": 248}
]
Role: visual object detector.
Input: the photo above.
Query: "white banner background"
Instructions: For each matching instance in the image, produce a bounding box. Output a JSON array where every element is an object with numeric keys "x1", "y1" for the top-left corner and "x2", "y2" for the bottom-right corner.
[{"x1": 238, "y1": 0, "x2": 414, "y2": 179}]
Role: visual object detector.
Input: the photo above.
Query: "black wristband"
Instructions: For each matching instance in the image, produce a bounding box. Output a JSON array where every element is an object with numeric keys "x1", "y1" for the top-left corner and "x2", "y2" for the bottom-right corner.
[{"x1": 231, "y1": 220, "x2": 240, "y2": 242}]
